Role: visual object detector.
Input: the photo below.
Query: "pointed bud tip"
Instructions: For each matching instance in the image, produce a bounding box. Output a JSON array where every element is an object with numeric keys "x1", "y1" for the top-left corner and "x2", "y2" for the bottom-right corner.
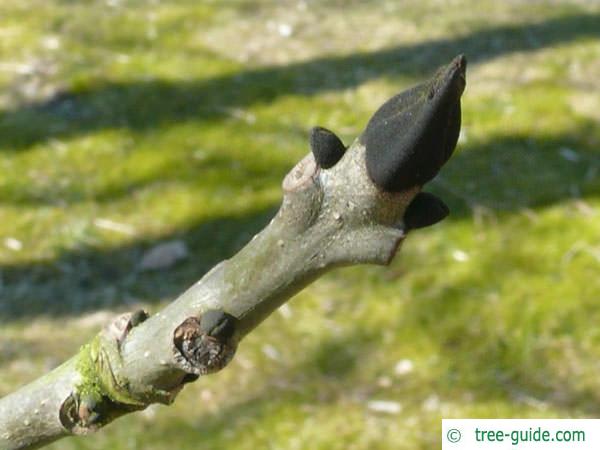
[
  {"x1": 448, "y1": 54, "x2": 467, "y2": 94},
  {"x1": 453, "y1": 54, "x2": 467, "y2": 74},
  {"x1": 363, "y1": 55, "x2": 467, "y2": 192}
]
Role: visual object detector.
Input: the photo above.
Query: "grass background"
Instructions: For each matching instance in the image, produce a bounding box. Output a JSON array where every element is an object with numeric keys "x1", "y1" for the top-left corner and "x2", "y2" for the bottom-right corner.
[{"x1": 1, "y1": 0, "x2": 600, "y2": 448}]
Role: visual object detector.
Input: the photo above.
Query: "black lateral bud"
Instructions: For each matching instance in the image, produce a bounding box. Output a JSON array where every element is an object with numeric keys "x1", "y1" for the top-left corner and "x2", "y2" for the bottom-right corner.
[
  {"x1": 363, "y1": 54, "x2": 467, "y2": 192},
  {"x1": 310, "y1": 126, "x2": 346, "y2": 169},
  {"x1": 200, "y1": 309, "x2": 237, "y2": 340},
  {"x1": 403, "y1": 192, "x2": 449, "y2": 231}
]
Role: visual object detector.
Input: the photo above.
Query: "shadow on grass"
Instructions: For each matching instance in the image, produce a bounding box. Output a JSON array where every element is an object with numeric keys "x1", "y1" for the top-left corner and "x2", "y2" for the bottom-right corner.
[
  {"x1": 1, "y1": 12, "x2": 598, "y2": 150},
  {"x1": 434, "y1": 118, "x2": 600, "y2": 215},
  {"x1": 1, "y1": 118, "x2": 598, "y2": 320},
  {"x1": 81, "y1": 325, "x2": 600, "y2": 450},
  {"x1": 0, "y1": 151, "x2": 291, "y2": 206},
  {"x1": 167, "y1": 308, "x2": 600, "y2": 449},
  {"x1": 127, "y1": 331, "x2": 386, "y2": 449},
  {"x1": 0, "y1": 206, "x2": 277, "y2": 320}
]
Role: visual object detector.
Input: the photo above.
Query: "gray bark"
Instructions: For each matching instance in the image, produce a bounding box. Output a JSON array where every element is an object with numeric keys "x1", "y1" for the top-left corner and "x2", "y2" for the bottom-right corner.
[
  {"x1": 0, "y1": 141, "x2": 419, "y2": 450},
  {"x1": 0, "y1": 54, "x2": 466, "y2": 450}
]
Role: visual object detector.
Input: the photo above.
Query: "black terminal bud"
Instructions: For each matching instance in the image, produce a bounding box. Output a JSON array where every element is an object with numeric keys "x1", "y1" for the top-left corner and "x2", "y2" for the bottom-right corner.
[
  {"x1": 310, "y1": 126, "x2": 346, "y2": 169},
  {"x1": 403, "y1": 192, "x2": 449, "y2": 231},
  {"x1": 363, "y1": 54, "x2": 466, "y2": 192}
]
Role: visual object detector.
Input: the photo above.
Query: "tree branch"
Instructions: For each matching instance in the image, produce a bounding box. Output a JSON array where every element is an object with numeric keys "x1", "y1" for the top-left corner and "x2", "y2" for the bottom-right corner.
[{"x1": 0, "y1": 55, "x2": 466, "y2": 450}]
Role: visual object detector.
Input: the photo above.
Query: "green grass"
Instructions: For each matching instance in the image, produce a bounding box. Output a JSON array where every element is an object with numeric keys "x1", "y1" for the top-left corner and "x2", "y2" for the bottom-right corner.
[{"x1": 1, "y1": 0, "x2": 600, "y2": 448}]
